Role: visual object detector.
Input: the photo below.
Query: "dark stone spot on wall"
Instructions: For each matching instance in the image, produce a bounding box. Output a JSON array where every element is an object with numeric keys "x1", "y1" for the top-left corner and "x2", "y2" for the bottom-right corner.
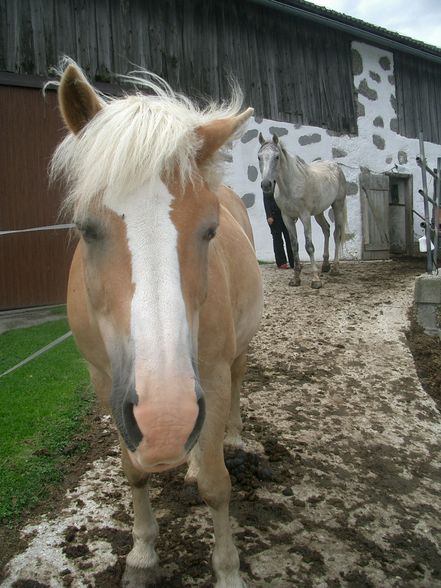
[
  {"x1": 369, "y1": 71, "x2": 381, "y2": 83},
  {"x1": 254, "y1": 115, "x2": 263, "y2": 124},
  {"x1": 390, "y1": 94, "x2": 397, "y2": 114},
  {"x1": 386, "y1": 156, "x2": 393, "y2": 164},
  {"x1": 326, "y1": 129, "x2": 341, "y2": 137},
  {"x1": 373, "y1": 116, "x2": 384, "y2": 128},
  {"x1": 358, "y1": 79, "x2": 378, "y2": 101},
  {"x1": 242, "y1": 193, "x2": 255, "y2": 208},
  {"x1": 294, "y1": 123, "x2": 302, "y2": 130},
  {"x1": 299, "y1": 133, "x2": 322, "y2": 146},
  {"x1": 313, "y1": 157, "x2": 322, "y2": 161},
  {"x1": 398, "y1": 150, "x2": 408, "y2": 164},
  {"x1": 379, "y1": 56, "x2": 391, "y2": 71},
  {"x1": 388, "y1": 74, "x2": 395, "y2": 86},
  {"x1": 241, "y1": 129, "x2": 258, "y2": 144},
  {"x1": 332, "y1": 148, "x2": 347, "y2": 158},
  {"x1": 390, "y1": 118, "x2": 398, "y2": 133},
  {"x1": 248, "y1": 165, "x2": 258, "y2": 182},
  {"x1": 346, "y1": 181, "x2": 359, "y2": 195},
  {"x1": 269, "y1": 126, "x2": 288, "y2": 137},
  {"x1": 373, "y1": 134, "x2": 385, "y2": 150},
  {"x1": 352, "y1": 48, "x2": 363, "y2": 76},
  {"x1": 356, "y1": 99, "x2": 365, "y2": 118}
]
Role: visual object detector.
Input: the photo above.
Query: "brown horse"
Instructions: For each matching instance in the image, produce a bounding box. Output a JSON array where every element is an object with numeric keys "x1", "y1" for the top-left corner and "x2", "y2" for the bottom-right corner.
[{"x1": 51, "y1": 62, "x2": 263, "y2": 587}]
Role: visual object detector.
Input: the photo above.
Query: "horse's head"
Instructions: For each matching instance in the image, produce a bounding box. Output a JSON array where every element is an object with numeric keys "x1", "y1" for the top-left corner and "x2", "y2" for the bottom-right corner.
[
  {"x1": 54, "y1": 63, "x2": 253, "y2": 473},
  {"x1": 258, "y1": 132, "x2": 282, "y2": 194}
]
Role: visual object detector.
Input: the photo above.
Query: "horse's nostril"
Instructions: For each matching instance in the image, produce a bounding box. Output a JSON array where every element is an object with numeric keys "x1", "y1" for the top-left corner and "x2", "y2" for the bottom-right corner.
[
  {"x1": 185, "y1": 395, "x2": 205, "y2": 451},
  {"x1": 122, "y1": 397, "x2": 143, "y2": 452}
]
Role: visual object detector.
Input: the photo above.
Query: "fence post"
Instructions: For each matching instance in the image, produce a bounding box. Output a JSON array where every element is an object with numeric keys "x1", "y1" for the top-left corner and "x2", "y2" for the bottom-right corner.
[
  {"x1": 418, "y1": 133, "x2": 433, "y2": 274},
  {"x1": 434, "y1": 158, "x2": 441, "y2": 271}
]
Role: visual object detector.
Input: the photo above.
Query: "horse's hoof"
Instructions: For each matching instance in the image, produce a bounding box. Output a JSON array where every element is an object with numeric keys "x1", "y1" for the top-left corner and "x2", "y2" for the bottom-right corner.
[
  {"x1": 321, "y1": 262, "x2": 331, "y2": 273},
  {"x1": 311, "y1": 280, "x2": 322, "y2": 289},
  {"x1": 122, "y1": 564, "x2": 162, "y2": 588},
  {"x1": 289, "y1": 278, "x2": 301, "y2": 287}
]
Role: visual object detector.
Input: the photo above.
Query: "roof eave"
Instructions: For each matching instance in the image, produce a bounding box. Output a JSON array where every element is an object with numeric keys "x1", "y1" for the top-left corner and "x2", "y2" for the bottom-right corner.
[{"x1": 250, "y1": 0, "x2": 441, "y2": 65}]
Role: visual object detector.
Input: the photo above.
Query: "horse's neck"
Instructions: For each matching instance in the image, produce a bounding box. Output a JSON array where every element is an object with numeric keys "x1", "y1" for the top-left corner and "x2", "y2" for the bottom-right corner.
[{"x1": 277, "y1": 152, "x2": 307, "y2": 197}]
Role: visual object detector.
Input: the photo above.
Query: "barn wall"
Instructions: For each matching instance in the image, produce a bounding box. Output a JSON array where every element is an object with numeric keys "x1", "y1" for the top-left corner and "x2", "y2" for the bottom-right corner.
[
  {"x1": 227, "y1": 42, "x2": 440, "y2": 262},
  {"x1": 395, "y1": 52, "x2": 441, "y2": 144},
  {"x1": 0, "y1": 85, "x2": 75, "y2": 310},
  {"x1": 0, "y1": 0, "x2": 356, "y2": 133}
]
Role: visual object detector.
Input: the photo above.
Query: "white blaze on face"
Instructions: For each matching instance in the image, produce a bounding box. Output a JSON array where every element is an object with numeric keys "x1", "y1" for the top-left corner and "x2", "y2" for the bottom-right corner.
[{"x1": 105, "y1": 178, "x2": 193, "y2": 386}]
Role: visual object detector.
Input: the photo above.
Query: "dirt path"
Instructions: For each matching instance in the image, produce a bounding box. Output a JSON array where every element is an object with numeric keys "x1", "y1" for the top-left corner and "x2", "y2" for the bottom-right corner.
[{"x1": 2, "y1": 260, "x2": 441, "y2": 587}]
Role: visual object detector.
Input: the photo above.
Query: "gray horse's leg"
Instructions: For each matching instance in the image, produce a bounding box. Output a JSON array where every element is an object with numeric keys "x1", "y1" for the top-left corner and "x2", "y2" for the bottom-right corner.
[
  {"x1": 301, "y1": 214, "x2": 322, "y2": 288},
  {"x1": 315, "y1": 212, "x2": 331, "y2": 273},
  {"x1": 331, "y1": 201, "x2": 345, "y2": 275},
  {"x1": 282, "y1": 213, "x2": 302, "y2": 286}
]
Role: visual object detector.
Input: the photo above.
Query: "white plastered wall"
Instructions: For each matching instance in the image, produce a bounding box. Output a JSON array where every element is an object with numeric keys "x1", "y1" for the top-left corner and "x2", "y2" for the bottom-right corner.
[{"x1": 225, "y1": 41, "x2": 441, "y2": 262}]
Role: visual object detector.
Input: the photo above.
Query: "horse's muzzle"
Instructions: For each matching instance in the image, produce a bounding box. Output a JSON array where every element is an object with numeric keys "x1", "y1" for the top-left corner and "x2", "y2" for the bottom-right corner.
[
  {"x1": 261, "y1": 179, "x2": 275, "y2": 193},
  {"x1": 113, "y1": 379, "x2": 205, "y2": 472}
]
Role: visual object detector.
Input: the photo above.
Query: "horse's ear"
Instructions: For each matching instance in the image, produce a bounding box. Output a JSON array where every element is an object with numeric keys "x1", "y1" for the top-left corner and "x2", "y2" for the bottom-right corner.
[
  {"x1": 58, "y1": 63, "x2": 103, "y2": 134},
  {"x1": 272, "y1": 134, "x2": 279, "y2": 145},
  {"x1": 258, "y1": 132, "x2": 265, "y2": 145},
  {"x1": 196, "y1": 107, "x2": 254, "y2": 163}
]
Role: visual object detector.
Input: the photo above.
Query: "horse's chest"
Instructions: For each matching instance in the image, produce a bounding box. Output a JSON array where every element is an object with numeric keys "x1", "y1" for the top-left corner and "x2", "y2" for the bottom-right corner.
[{"x1": 275, "y1": 190, "x2": 302, "y2": 217}]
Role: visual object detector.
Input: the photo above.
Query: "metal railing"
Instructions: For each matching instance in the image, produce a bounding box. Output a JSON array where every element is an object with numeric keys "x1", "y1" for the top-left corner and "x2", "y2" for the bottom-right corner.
[{"x1": 416, "y1": 133, "x2": 441, "y2": 274}]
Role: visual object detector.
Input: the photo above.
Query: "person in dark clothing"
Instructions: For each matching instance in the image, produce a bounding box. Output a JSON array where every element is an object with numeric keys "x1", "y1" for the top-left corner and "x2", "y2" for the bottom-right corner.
[{"x1": 263, "y1": 192, "x2": 294, "y2": 269}]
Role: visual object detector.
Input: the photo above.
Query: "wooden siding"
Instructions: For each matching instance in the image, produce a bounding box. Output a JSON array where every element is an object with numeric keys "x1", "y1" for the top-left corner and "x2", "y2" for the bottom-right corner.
[
  {"x1": 0, "y1": 0, "x2": 357, "y2": 133},
  {"x1": 0, "y1": 86, "x2": 74, "y2": 309},
  {"x1": 395, "y1": 52, "x2": 441, "y2": 144}
]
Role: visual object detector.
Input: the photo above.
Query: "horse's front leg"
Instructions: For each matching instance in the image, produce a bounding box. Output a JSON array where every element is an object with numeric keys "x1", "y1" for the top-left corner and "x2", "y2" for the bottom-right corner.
[
  {"x1": 197, "y1": 363, "x2": 245, "y2": 588},
  {"x1": 300, "y1": 214, "x2": 322, "y2": 288},
  {"x1": 224, "y1": 351, "x2": 247, "y2": 448},
  {"x1": 120, "y1": 439, "x2": 160, "y2": 588},
  {"x1": 282, "y1": 213, "x2": 302, "y2": 286}
]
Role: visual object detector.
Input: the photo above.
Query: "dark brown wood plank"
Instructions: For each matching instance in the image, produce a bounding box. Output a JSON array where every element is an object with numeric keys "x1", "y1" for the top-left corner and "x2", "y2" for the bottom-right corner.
[{"x1": 0, "y1": 0, "x2": 358, "y2": 134}]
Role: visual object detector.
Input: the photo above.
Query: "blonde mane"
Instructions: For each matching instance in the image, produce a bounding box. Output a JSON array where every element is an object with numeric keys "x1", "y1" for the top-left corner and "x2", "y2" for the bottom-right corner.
[{"x1": 49, "y1": 63, "x2": 244, "y2": 221}]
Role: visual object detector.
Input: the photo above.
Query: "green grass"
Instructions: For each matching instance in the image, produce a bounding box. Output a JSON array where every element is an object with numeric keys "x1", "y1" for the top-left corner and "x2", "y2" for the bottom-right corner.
[
  {"x1": 48, "y1": 304, "x2": 67, "y2": 316},
  {"x1": 0, "y1": 319, "x2": 92, "y2": 523}
]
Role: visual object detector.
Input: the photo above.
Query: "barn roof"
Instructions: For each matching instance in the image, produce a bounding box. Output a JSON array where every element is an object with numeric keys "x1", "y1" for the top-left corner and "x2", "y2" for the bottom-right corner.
[{"x1": 250, "y1": 0, "x2": 441, "y2": 64}]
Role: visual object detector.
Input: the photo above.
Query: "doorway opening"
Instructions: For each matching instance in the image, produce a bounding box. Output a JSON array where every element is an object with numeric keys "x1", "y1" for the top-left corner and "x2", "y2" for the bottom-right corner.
[{"x1": 387, "y1": 173, "x2": 413, "y2": 257}]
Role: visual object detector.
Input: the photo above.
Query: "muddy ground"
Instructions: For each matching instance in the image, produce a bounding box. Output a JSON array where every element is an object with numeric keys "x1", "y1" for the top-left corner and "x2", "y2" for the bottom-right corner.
[{"x1": 2, "y1": 259, "x2": 441, "y2": 587}]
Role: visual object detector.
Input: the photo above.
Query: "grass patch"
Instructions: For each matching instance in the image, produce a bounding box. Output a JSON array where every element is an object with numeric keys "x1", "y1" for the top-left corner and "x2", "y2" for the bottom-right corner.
[
  {"x1": 0, "y1": 319, "x2": 92, "y2": 523},
  {"x1": 49, "y1": 304, "x2": 67, "y2": 316}
]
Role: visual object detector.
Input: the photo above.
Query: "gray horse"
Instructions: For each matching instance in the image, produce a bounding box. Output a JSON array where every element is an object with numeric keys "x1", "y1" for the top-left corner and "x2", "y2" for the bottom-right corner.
[{"x1": 258, "y1": 133, "x2": 347, "y2": 289}]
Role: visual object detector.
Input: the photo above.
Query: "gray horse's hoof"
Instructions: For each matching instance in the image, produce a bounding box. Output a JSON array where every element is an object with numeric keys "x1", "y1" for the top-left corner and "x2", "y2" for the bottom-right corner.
[
  {"x1": 289, "y1": 278, "x2": 301, "y2": 287},
  {"x1": 122, "y1": 564, "x2": 162, "y2": 588},
  {"x1": 311, "y1": 280, "x2": 322, "y2": 289},
  {"x1": 321, "y1": 262, "x2": 331, "y2": 273}
]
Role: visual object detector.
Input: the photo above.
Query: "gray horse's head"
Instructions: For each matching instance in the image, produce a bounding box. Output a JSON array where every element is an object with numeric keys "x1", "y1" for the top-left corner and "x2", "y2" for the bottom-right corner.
[{"x1": 258, "y1": 133, "x2": 282, "y2": 194}]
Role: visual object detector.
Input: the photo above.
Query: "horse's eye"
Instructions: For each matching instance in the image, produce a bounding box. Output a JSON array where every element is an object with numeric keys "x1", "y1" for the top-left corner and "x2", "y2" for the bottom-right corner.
[
  {"x1": 77, "y1": 222, "x2": 100, "y2": 243},
  {"x1": 275, "y1": 155, "x2": 279, "y2": 160},
  {"x1": 204, "y1": 227, "x2": 217, "y2": 241}
]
